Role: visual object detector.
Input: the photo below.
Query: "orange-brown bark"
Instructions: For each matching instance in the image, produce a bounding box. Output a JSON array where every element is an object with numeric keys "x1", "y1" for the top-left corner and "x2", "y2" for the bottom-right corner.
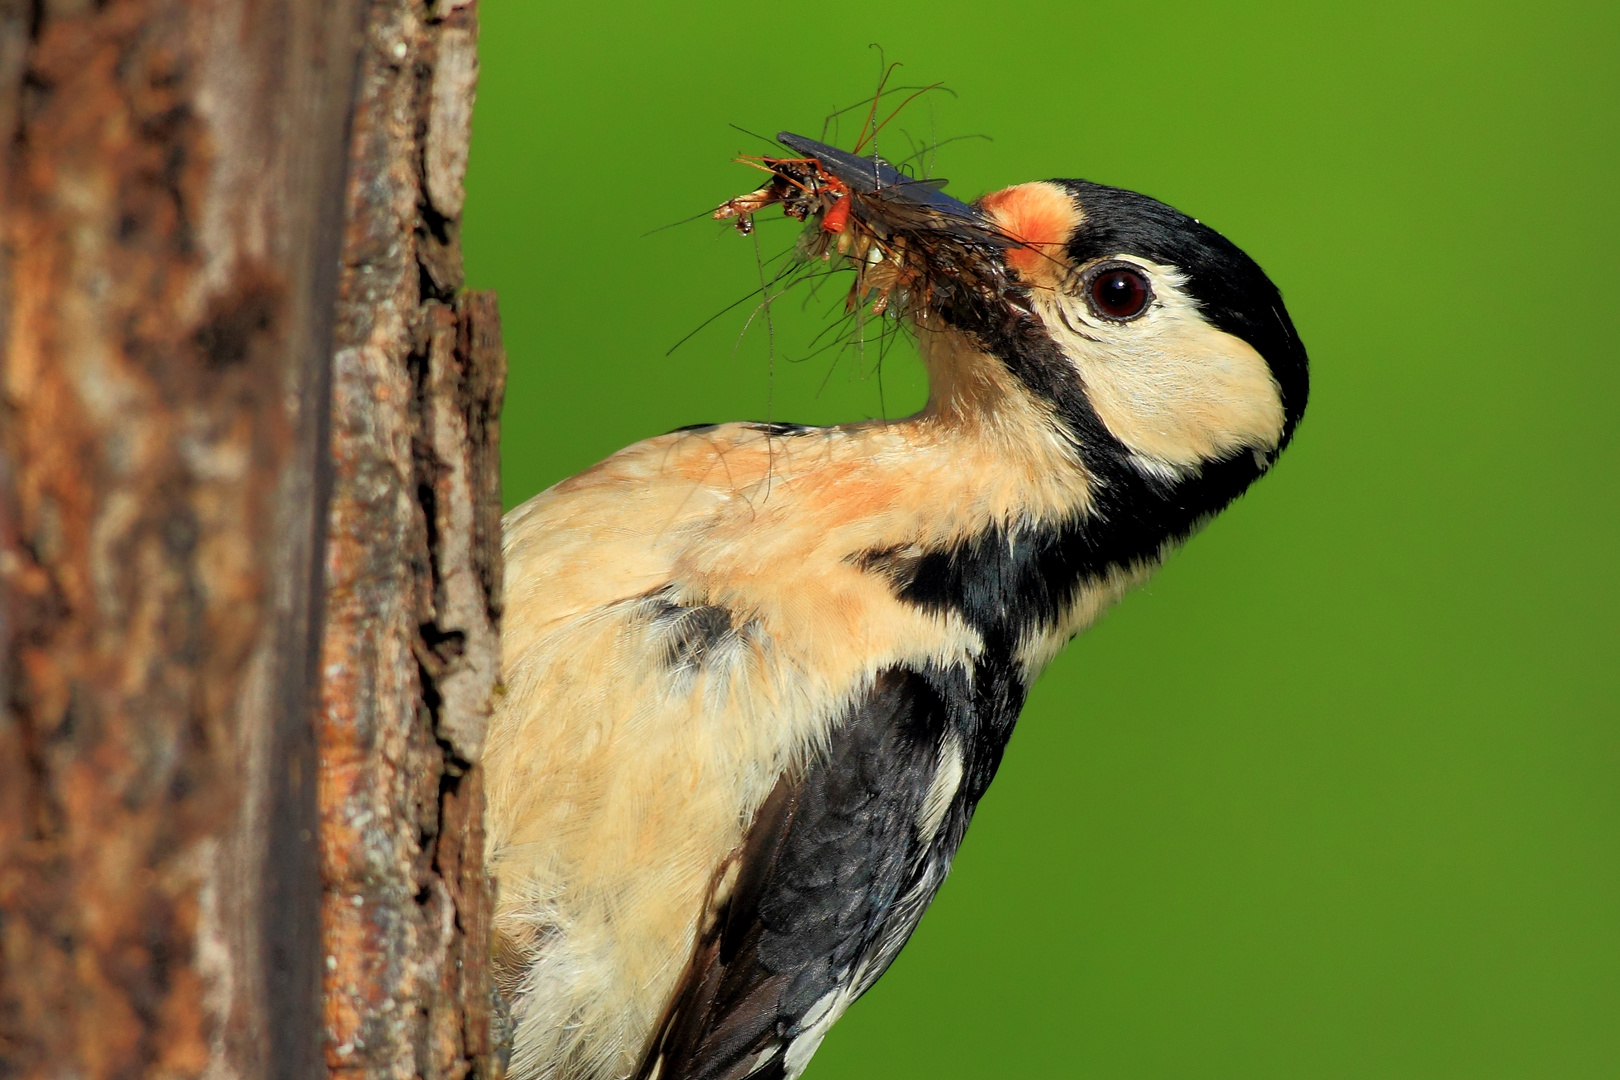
[
  {"x1": 318, "y1": 3, "x2": 504, "y2": 1079},
  {"x1": 0, "y1": 1, "x2": 364, "y2": 1077},
  {"x1": 1, "y1": 2, "x2": 501, "y2": 1078}
]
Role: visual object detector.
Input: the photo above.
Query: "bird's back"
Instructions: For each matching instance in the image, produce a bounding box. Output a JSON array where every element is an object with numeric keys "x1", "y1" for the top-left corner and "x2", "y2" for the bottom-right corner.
[{"x1": 487, "y1": 416, "x2": 1010, "y2": 1080}]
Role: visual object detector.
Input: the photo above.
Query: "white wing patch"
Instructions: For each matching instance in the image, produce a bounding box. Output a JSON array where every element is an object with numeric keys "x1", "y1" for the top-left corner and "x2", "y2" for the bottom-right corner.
[
  {"x1": 916, "y1": 734, "x2": 964, "y2": 847},
  {"x1": 782, "y1": 988, "x2": 853, "y2": 1079}
]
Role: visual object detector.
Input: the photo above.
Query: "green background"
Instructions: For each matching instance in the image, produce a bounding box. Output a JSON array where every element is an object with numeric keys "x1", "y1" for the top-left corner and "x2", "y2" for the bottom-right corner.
[{"x1": 464, "y1": 2, "x2": 1619, "y2": 1077}]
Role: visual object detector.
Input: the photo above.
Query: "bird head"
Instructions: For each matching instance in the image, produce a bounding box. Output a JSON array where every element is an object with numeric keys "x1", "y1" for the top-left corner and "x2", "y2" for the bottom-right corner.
[
  {"x1": 969, "y1": 177, "x2": 1309, "y2": 474},
  {"x1": 716, "y1": 133, "x2": 1309, "y2": 555}
]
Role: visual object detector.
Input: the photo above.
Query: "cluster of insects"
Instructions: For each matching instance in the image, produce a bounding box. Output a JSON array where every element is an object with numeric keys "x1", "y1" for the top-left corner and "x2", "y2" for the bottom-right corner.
[
  {"x1": 711, "y1": 129, "x2": 1010, "y2": 326},
  {"x1": 701, "y1": 62, "x2": 1020, "y2": 349},
  {"x1": 713, "y1": 141, "x2": 911, "y2": 319},
  {"x1": 666, "y1": 62, "x2": 1030, "y2": 417}
]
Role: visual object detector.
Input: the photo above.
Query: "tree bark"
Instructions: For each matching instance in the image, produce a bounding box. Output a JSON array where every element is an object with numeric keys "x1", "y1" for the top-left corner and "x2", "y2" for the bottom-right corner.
[
  {"x1": 0, "y1": 1, "x2": 365, "y2": 1077},
  {"x1": 0, "y1": 1, "x2": 502, "y2": 1078},
  {"x1": 318, "y1": 3, "x2": 504, "y2": 1080}
]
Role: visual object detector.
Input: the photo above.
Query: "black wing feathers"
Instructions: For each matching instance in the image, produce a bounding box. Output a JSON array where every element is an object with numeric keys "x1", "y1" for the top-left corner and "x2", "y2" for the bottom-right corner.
[{"x1": 637, "y1": 668, "x2": 959, "y2": 1080}]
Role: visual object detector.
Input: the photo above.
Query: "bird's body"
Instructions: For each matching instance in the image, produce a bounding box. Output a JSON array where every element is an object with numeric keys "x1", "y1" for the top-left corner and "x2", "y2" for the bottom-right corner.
[{"x1": 486, "y1": 148, "x2": 1308, "y2": 1080}]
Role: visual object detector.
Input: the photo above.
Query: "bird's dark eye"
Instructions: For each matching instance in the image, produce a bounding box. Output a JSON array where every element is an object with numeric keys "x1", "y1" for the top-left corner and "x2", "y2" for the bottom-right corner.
[{"x1": 1085, "y1": 265, "x2": 1153, "y2": 322}]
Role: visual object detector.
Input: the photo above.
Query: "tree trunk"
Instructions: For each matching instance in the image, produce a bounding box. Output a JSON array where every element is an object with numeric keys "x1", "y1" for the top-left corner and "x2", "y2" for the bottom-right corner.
[
  {"x1": 318, "y1": 2, "x2": 504, "y2": 1078},
  {"x1": 0, "y1": 0, "x2": 503, "y2": 1077}
]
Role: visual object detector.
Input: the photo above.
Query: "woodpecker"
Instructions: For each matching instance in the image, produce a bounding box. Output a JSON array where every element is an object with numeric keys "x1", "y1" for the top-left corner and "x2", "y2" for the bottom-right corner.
[{"x1": 484, "y1": 133, "x2": 1309, "y2": 1080}]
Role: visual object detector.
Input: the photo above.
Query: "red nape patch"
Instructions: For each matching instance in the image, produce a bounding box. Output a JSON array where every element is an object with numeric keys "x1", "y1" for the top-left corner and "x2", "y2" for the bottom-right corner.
[{"x1": 978, "y1": 182, "x2": 1082, "y2": 288}]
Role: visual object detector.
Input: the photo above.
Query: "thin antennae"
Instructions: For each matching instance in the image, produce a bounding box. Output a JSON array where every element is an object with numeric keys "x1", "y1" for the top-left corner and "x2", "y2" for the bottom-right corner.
[
  {"x1": 814, "y1": 330, "x2": 845, "y2": 397},
  {"x1": 641, "y1": 207, "x2": 724, "y2": 237},
  {"x1": 875, "y1": 331, "x2": 888, "y2": 421},
  {"x1": 852, "y1": 51, "x2": 901, "y2": 154},
  {"x1": 821, "y1": 85, "x2": 945, "y2": 127},
  {"x1": 892, "y1": 132, "x2": 992, "y2": 172},
  {"x1": 820, "y1": 82, "x2": 953, "y2": 148},
  {"x1": 861, "y1": 81, "x2": 945, "y2": 154},
  {"x1": 750, "y1": 227, "x2": 783, "y2": 497},
  {"x1": 665, "y1": 250, "x2": 802, "y2": 357},
  {"x1": 753, "y1": 228, "x2": 777, "y2": 379},
  {"x1": 728, "y1": 123, "x2": 782, "y2": 151},
  {"x1": 731, "y1": 287, "x2": 795, "y2": 354}
]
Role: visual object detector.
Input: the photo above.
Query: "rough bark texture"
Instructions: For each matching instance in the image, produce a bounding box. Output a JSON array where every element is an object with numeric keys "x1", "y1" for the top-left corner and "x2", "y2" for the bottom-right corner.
[
  {"x1": 0, "y1": 1, "x2": 504, "y2": 1078},
  {"x1": 318, "y1": 2, "x2": 505, "y2": 1079},
  {"x1": 0, "y1": 1, "x2": 365, "y2": 1079}
]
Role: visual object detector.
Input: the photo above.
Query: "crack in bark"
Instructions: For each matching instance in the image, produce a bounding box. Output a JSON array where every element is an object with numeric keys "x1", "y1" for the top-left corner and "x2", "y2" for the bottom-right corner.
[{"x1": 318, "y1": 2, "x2": 503, "y2": 1078}]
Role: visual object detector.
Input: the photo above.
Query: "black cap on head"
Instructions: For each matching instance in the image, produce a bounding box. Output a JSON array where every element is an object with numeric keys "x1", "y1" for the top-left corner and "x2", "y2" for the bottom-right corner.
[{"x1": 1057, "y1": 180, "x2": 1310, "y2": 448}]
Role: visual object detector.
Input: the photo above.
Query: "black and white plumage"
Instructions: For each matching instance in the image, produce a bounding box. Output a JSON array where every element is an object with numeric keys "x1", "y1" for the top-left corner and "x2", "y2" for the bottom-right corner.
[{"x1": 484, "y1": 135, "x2": 1309, "y2": 1080}]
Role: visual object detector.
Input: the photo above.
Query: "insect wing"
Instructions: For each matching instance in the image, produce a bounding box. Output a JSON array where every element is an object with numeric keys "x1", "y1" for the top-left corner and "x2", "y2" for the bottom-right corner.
[{"x1": 775, "y1": 132, "x2": 983, "y2": 225}]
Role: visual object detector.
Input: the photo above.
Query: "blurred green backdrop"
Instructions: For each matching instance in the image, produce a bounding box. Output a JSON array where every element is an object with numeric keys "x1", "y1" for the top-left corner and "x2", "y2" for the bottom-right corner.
[{"x1": 463, "y1": 2, "x2": 1619, "y2": 1077}]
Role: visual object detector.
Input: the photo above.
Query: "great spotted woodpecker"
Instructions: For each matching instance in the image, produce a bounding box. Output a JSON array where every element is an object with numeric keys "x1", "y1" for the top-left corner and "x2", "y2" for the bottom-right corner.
[{"x1": 484, "y1": 133, "x2": 1309, "y2": 1080}]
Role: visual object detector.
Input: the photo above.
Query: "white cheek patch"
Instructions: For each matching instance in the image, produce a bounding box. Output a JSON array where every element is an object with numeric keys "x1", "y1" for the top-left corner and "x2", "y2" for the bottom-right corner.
[{"x1": 1034, "y1": 267, "x2": 1285, "y2": 470}]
